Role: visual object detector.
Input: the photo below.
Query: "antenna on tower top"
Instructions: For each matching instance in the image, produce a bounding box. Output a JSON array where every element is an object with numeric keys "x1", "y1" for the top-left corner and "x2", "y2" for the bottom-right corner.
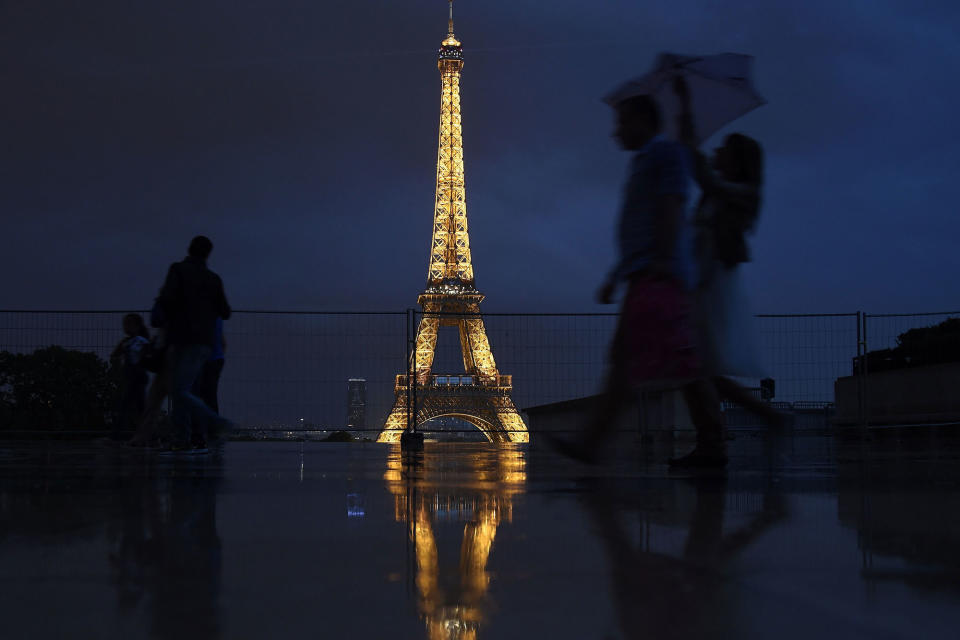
[{"x1": 440, "y1": 0, "x2": 461, "y2": 50}]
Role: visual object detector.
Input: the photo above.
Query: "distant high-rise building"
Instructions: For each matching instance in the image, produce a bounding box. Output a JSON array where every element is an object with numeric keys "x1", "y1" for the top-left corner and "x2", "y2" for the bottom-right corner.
[{"x1": 347, "y1": 378, "x2": 366, "y2": 430}]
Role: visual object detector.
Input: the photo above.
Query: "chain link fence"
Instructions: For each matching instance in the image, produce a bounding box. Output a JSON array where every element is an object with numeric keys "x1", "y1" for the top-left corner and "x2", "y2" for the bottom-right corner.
[{"x1": 1, "y1": 309, "x2": 958, "y2": 436}]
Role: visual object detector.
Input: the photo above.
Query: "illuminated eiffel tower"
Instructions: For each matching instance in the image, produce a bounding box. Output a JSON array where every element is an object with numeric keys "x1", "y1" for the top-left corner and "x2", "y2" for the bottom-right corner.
[{"x1": 378, "y1": 1, "x2": 528, "y2": 444}]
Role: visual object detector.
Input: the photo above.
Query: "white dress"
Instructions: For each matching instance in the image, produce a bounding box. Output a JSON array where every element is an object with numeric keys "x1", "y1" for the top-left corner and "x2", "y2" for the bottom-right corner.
[
  {"x1": 698, "y1": 262, "x2": 766, "y2": 378},
  {"x1": 693, "y1": 174, "x2": 766, "y2": 379}
]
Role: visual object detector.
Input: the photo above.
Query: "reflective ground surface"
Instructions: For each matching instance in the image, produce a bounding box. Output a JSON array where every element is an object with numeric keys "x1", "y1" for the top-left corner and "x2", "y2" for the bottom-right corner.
[{"x1": 2, "y1": 434, "x2": 960, "y2": 639}]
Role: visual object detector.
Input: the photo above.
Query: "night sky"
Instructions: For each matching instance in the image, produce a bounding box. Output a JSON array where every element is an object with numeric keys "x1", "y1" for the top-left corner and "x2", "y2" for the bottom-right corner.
[{"x1": 2, "y1": 0, "x2": 958, "y2": 314}]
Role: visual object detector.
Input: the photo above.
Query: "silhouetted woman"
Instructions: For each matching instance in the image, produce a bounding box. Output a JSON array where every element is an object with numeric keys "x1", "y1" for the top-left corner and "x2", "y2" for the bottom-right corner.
[{"x1": 676, "y1": 77, "x2": 784, "y2": 427}]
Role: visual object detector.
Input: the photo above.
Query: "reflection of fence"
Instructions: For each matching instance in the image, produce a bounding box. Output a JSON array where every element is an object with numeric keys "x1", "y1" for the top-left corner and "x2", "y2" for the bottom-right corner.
[{"x1": 1, "y1": 309, "x2": 958, "y2": 433}]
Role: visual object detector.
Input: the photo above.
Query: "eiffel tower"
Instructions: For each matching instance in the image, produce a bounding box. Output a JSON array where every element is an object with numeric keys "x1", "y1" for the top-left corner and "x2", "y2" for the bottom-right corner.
[{"x1": 377, "y1": 2, "x2": 528, "y2": 444}]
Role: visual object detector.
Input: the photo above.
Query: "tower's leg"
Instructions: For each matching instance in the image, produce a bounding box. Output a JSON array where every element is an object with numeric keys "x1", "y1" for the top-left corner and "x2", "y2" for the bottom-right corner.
[
  {"x1": 458, "y1": 313, "x2": 498, "y2": 382},
  {"x1": 380, "y1": 308, "x2": 443, "y2": 442},
  {"x1": 378, "y1": 399, "x2": 410, "y2": 443},
  {"x1": 414, "y1": 310, "x2": 441, "y2": 384},
  {"x1": 496, "y1": 408, "x2": 530, "y2": 444}
]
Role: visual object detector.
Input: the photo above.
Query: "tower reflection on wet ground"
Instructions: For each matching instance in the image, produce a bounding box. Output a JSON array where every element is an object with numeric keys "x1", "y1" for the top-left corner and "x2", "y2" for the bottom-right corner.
[
  {"x1": 2, "y1": 436, "x2": 960, "y2": 639},
  {"x1": 385, "y1": 446, "x2": 525, "y2": 639}
]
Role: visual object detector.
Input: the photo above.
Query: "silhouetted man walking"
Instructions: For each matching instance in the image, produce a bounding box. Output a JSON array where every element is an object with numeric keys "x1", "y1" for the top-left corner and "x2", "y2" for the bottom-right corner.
[
  {"x1": 156, "y1": 235, "x2": 231, "y2": 453},
  {"x1": 548, "y1": 94, "x2": 727, "y2": 468}
]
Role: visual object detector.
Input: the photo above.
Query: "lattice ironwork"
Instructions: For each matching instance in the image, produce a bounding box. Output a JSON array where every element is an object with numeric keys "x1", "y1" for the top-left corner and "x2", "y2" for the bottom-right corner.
[
  {"x1": 378, "y1": 2, "x2": 528, "y2": 444},
  {"x1": 384, "y1": 447, "x2": 526, "y2": 638},
  {"x1": 428, "y1": 1, "x2": 472, "y2": 286}
]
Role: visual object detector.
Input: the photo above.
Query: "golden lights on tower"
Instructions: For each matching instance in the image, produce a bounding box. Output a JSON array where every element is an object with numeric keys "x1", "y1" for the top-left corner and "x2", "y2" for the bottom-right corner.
[
  {"x1": 377, "y1": 1, "x2": 529, "y2": 444},
  {"x1": 430, "y1": 0, "x2": 471, "y2": 286},
  {"x1": 385, "y1": 447, "x2": 527, "y2": 639}
]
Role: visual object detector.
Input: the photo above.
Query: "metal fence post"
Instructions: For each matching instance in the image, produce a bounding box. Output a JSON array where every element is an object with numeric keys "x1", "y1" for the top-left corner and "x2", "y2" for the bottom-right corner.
[
  {"x1": 861, "y1": 313, "x2": 870, "y2": 438},
  {"x1": 401, "y1": 307, "x2": 424, "y2": 451},
  {"x1": 405, "y1": 308, "x2": 413, "y2": 434},
  {"x1": 854, "y1": 311, "x2": 866, "y2": 436},
  {"x1": 411, "y1": 308, "x2": 418, "y2": 434}
]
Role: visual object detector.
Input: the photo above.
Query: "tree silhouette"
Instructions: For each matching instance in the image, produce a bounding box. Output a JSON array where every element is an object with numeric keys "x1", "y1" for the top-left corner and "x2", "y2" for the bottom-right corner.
[{"x1": 0, "y1": 346, "x2": 117, "y2": 430}]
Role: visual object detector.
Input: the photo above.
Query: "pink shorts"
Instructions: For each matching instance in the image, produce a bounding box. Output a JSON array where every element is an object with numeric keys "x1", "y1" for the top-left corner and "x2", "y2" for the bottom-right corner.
[{"x1": 615, "y1": 275, "x2": 702, "y2": 389}]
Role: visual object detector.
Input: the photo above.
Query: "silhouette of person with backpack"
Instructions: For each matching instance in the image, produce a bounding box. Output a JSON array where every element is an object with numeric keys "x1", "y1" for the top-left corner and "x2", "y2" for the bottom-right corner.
[{"x1": 155, "y1": 236, "x2": 231, "y2": 454}]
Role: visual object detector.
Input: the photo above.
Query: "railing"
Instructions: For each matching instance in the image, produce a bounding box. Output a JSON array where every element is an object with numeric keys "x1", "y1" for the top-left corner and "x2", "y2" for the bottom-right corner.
[
  {"x1": 1, "y1": 308, "x2": 958, "y2": 435},
  {"x1": 395, "y1": 374, "x2": 513, "y2": 388}
]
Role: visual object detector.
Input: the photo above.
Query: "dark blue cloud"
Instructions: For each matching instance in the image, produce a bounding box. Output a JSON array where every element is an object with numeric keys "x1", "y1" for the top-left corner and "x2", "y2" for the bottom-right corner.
[{"x1": 1, "y1": 0, "x2": 957, "y2": 313}]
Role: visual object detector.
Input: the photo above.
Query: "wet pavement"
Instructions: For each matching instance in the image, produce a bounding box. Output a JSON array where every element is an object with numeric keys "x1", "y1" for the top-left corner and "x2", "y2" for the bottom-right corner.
[{"x1": 2, "y1": 435, "x2": 960, "y2": 639}]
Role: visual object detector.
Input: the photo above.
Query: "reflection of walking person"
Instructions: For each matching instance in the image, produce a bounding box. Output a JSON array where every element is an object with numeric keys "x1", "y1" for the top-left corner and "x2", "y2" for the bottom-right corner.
[
  {"x1": 110, "y1": 313, "x2": 150, "y2": 440},
  {"x1": 582, "y1": 477, "x2": 786, "y2": 639},
  {"x1": 548, "y1": 94, "x2": 726, "y2": 467},
  {"x1": 109, "y1": 470, "x2": 222, "y2": 638},
  {"x1": 156, "y1": 236, "x2": 232, "y2": 454},
  {"x1": 674, "y1": 77, "x2": 785, "y2": 428}
]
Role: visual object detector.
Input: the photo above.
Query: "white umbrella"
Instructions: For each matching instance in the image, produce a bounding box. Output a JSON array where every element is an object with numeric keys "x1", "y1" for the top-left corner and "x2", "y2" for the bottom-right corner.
[{"x1": 605, "y1": 53, "x2": 766, "y2": 144}]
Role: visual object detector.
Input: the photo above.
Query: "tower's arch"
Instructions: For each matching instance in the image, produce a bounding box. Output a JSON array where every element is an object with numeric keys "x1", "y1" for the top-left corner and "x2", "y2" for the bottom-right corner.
[{"x1": 417, "y1": 411, "x2": 501, "y2": 444}]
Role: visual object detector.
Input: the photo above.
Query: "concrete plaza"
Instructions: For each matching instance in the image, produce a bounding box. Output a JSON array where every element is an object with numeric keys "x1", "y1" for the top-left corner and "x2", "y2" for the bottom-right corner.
[{"x1": 2, "y1": 434, "x2": 959, "y2": 639}]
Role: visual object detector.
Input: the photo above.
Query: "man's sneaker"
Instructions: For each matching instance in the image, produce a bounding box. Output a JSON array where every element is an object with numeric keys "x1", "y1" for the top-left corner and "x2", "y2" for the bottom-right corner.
[
  {"x1": 184, "y1": 436, "x2": 210, "y2": 455},
  {"x1": 158, "y1": 443, "x2": 209, "y2": 456},
  {"x1": 157, "y1": 443, "x2": 191, "y2": 456}
]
